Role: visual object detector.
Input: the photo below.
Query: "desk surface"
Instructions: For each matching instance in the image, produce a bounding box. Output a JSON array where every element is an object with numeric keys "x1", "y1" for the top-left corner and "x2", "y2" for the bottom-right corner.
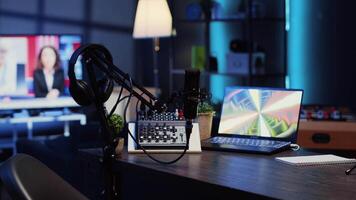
[{"x1": 110, "y1": 149, "x2": 356, "y2": 200}]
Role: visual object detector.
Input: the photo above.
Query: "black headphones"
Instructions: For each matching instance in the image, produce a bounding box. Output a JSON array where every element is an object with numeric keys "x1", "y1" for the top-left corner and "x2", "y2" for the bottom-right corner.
[{"x1": 68, "y1": 44, "x2": 114, "y2": 106}]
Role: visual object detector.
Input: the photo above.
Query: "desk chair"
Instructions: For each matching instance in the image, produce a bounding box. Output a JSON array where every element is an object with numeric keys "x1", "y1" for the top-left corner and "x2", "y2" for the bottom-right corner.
[{"x1": 0, "y1": 154, "x2": 88, "y2": 200}]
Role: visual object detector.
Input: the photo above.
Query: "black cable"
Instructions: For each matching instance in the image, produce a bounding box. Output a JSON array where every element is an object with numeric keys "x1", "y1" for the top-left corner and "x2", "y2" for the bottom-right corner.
[
  {"x1": 136, "y1": 93, "x2": 144, "y2": 112},
  {"x1": 123, "y1": 94, "x2": 192, "y2": 164},
  {"x1": 108, "y1": 95, "x2": 131, "y2": 118},
  {"x1": 113, "y1": 84, "x2": 192, "y2": 164},
  {"x1": 112, "y1": 73, "x2": 191, "y2": 164},
  {"x1": 123, "y1": 76, "x2": 133, "y2": 124},
  {"x1": 346, "y1": 164, "x2": 356, "y2": 175},
  {"x1": 135, "y1": 92, "x2": 145, "y2": 121},
  {"x1": 109, "y1": 86, "x2": 124, "y2": 117},
  {"x1": 127, "y1": 128, "x2": 190, "y2": 165},
  {"x1": 117, "y1": 95, "x2": 131, "y2": 105}
]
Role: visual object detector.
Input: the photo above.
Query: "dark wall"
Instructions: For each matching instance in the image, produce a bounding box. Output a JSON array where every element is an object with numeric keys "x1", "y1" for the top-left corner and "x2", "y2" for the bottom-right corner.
[{"x1": 289, "y1": 0, "x2": 356, "y2": 110}]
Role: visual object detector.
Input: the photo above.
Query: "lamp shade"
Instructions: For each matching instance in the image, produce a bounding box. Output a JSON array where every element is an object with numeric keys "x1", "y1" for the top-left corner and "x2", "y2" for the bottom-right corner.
[{"x1": 133, "y1": 0, "x2": 172, "y2": 38}]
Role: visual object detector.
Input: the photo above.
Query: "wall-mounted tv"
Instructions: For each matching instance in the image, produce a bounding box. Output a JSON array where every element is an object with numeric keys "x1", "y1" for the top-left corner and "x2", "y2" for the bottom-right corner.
[{"x1": 0, "y1": 34, "x2": 82, "y2": 97}]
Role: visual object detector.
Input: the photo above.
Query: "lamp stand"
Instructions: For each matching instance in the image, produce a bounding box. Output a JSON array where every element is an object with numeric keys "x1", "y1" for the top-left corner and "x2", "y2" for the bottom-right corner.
[{"x1": 153, "y1": 37, "x2": 160, "y2": 89}]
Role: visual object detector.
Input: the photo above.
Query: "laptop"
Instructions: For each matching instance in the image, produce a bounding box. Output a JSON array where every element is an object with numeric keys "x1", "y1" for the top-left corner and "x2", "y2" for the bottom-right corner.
[{"x1": 201, "y1": 86, "x2": 303, "y2": 154}]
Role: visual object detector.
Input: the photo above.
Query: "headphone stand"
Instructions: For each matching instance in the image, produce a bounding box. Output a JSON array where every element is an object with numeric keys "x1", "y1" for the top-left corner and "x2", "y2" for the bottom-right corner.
[{"x1": 84, "y1": 55, "x2": 118, "y2": 199}]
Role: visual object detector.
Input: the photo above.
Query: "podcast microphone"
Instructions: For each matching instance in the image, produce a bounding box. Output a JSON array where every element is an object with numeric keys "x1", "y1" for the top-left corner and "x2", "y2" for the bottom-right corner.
[{"x1": 183, "y1": 70, "x2": 200, "y2": 120}]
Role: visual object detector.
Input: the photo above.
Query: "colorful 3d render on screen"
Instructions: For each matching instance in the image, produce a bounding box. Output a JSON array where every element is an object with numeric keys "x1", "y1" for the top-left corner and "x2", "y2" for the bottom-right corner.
[
  {"x1": 0, "y1": 35, "x2": 81, "y2": 96},
  {"x1": 218, "y1": 88, "x2": 303, "y2": 138}
]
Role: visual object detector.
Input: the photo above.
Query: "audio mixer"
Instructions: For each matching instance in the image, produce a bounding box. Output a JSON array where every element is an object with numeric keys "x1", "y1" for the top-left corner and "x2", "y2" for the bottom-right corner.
[{"x1": 136, "y1": 111, "x2": 187, "y2": 149}]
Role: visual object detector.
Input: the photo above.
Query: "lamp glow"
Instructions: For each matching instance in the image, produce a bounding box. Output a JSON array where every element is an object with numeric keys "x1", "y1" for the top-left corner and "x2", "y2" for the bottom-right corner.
[{"x1": 133, "y1": 0, "x2": 172, "y2": 38}]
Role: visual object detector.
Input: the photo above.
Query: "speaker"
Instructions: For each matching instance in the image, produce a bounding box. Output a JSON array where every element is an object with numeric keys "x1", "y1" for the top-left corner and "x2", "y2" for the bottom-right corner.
[{"x1": 297, "y1": 121, "x2": 356, "y2": 150}]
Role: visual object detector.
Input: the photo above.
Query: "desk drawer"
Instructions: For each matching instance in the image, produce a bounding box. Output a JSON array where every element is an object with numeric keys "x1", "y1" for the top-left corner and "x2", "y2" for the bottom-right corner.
[{"x1": 297, "y1": 121, "x2": 356, "y2": 150}]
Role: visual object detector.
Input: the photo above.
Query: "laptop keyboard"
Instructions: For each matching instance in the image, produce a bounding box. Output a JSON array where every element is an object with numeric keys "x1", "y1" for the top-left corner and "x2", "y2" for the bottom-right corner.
[{"x1": 207, "y1": 136, "x2": 289, "y2": 149}]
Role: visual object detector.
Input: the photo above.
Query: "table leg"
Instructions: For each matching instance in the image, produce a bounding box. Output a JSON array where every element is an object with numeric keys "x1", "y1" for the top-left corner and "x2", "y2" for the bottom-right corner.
[
  {"x1": 27, "y1": 121, "x2": 33, "y2": 140},
  {"x1": 12, "y1": 126, "x2": 18, "y2": 155},
  {"x1": 64, "y1": 121, "x2": 70, "y2": 137}
]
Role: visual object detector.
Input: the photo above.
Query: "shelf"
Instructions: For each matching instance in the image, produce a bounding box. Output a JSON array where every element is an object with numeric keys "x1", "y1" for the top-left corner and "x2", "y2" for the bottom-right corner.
[
  {"x1": 171, "y1": 69, "x2": 285, "y2": 78},
  {"x1": 171, "y1": 69, "x2": 186, "y2": 74},
  {"x1": 169, "y1": 1, "x2": 287, "y2": 92},
  {"x1": 250, "y1": 73, "x2": 286, "y2": 78},
  {"x1": 178, "y1": 17, "x2": 285, "y2": 23}
]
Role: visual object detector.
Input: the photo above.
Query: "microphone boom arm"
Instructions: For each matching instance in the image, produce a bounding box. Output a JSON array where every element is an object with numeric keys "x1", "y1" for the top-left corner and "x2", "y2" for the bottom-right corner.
[{"x1": 86, "y1": 51, "x2": 162, "y2": 111}]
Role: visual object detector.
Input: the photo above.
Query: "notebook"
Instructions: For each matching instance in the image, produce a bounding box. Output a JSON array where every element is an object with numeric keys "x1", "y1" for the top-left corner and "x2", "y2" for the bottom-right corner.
[
  {"x1": 201, "y1": 87, "x2": 303, "y2": 154},
  {"x1": 275, "y1": 154, "x2": 356, "y2": 166}
]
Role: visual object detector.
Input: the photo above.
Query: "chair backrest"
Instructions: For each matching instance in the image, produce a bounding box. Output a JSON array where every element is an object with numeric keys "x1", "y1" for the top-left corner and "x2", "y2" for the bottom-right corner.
[{"x1": 0, "y1": 154, "x2": 88, "y2": 200}]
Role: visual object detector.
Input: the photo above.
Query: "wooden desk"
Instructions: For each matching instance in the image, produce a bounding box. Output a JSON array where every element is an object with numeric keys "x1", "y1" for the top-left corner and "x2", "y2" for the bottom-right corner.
[{"x1": 108, "y1": 149, "x2": 356, "y2": 200}]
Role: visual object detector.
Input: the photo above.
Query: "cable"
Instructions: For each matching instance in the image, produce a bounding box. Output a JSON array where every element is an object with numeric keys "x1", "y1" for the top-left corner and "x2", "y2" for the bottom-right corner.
[
  {"x1": 123, "y1": 76, "x2": 133, "y2": 124},
  {"x1": 116, "y1": 95, "x2": 131, "y2": 105},
  {"x1": 346, "y1": 164, "x2": 356, "y2": 175},
  {"x1": 108, "y1": 95, "x2": 131, "y2": 117},
  {"x1": 109, "y1": 86, "x2": 124, "y2": 117},
  {"x1": 106, "y1": 71, "x2": 191, "y2": 164},
  {"x1": 135, "y1": 92, "x2": 145, "y2": 121},
  {"x1": 290, "y1": 143, "x2": 300, "y2": 151},
  {"x1": 124, "y1": 105, "x2": 191, "y2": 164},
  {"x1": 118, "y1": 78, "x2": 191, "y2": 164},
  {"x1": 126, "y1": 128, "x2": 190, "y2": 164}
]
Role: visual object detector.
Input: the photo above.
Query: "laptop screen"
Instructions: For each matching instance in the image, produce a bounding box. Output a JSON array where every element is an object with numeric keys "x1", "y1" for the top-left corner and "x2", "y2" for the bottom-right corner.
[{"x1": 218, "y1": 87, "x2": 303, "y2": 139}]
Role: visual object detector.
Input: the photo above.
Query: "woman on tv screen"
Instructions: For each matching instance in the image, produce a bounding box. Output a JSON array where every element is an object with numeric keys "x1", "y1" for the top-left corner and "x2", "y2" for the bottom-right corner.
[{"x1": 33, "y1": 46, "x2": 64, "y2": 98}]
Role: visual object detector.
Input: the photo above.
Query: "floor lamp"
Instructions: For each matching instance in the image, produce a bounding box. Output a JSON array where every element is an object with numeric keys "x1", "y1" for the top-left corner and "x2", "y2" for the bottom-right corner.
[{"x1": 133, "y1": 0, "x2": 172, "y2": 90}]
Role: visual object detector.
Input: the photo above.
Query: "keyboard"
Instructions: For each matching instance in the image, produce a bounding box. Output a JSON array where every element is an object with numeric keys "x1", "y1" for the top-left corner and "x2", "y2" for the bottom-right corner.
[{"x1": 208, "y1": 137, "x2": 288, "y2": 148}]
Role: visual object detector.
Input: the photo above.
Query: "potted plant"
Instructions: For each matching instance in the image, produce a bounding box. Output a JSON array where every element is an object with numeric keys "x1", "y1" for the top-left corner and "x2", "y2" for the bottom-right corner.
[
  {"x1": 108, "y1": 114, "x2": 125, "y2": 155},
  {"x1": 197, "y1": 102, "x2": 215, "y2": 140}
]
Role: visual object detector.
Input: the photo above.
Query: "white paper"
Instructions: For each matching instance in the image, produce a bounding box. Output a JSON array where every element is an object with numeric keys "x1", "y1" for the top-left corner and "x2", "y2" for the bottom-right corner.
[{"x1": 275, "y1": 154, "x2": 356, "y2": 166}]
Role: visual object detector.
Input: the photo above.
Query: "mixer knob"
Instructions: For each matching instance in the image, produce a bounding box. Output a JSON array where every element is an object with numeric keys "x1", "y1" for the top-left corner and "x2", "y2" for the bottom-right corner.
[
  {"x1": 180, "y1": 133, "x2": 184, "y2": 141},
  {"x1": 139, "y1": 135, "x2": 144, "y2": 143}
]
